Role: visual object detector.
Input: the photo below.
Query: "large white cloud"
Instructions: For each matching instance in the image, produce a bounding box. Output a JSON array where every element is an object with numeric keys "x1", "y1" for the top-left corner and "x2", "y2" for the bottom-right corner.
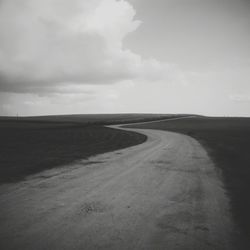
[{"x1": 0, "y1": 0, "x2": 180, "y2": 94}]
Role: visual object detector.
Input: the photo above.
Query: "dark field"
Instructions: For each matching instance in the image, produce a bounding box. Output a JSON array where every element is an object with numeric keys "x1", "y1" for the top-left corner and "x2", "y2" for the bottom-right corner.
[
  {"x1": 0, "y1": 114, "x2": 190, "y2": 183},
  {"x1": 1, "y1": 113, "x2": 185, "y2": 183},
  {"x1": 2, "y1": 114, "x2": 250, "y2": 247},
  {"x1": 0, "y1": 120, "x2": 147, "y2": 184},
  {"x1": 0, "y1": 113, "x2": 188, "y2": 125},
  {"x1": 127, "y1": 117, "x2": 250, "y2": 247}
]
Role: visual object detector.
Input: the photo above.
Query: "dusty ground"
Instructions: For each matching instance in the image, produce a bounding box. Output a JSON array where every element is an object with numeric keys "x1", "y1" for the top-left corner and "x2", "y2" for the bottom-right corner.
[{"x1": 0, "y1": 127, "x2": 236, "y2": 249}]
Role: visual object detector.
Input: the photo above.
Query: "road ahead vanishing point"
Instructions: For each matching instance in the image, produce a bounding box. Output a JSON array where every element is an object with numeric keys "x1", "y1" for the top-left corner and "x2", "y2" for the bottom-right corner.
[{"x1": 0, "y1": 123, "x2": 235, "y2": 249}]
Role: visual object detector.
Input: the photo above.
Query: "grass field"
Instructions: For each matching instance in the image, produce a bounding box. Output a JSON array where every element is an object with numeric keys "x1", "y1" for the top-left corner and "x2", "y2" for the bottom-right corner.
[
  {"x1": 0, "y1": 120, "x2": 148, "y2": 184},
  {"x1": 1, "y1": 114, "x2": 250, "y2": 248},
  {"x1": 126, "y1": 116, "x2": 250, "y2": 247},
  {"x1": 0, "y1": 114, "x2": 192, "y2": 183},
  {"x1": 2, "y1": 114, "x2": 250, "y2": 246},
  {"x1": 0, "y1": 113, "x2": 189, "y2": 125}
]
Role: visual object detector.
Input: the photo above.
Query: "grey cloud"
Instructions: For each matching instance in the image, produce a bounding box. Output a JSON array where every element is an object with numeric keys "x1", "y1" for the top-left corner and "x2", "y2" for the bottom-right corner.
[
  {"x1": 0, "y1": 0, "x2": 142, "y2": 94},
  {"x1": 0, "y1": 0, "x2": 182, "y2": 95}
]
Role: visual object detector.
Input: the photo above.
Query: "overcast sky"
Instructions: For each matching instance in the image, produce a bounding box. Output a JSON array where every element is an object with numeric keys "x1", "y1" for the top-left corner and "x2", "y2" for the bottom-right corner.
[{"x1": 0, "y1": 0, "x2": 249, "y2": 116}]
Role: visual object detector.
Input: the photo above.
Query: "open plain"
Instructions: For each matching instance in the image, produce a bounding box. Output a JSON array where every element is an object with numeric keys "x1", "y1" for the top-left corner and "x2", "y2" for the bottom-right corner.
[{"x1": 0, "y1": 117, "x2": 240, "y2": 249}]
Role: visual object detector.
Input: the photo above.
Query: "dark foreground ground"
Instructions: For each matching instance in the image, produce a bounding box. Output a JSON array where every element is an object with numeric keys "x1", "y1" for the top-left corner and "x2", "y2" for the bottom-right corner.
[
  {"x1": 0, "y1": 114, "x2": 250, "y2": 249},
  {"x1": 0, "y1": 125, "x2": 234, "y2": 250},
  {"x1": 0, "y1": 114, "x2": 188, "y2": 184},
  {"x1": 127, "y1": 117, "x2": 250, "y2": 249},
  {"x1": 0, "y1": 121, "x2": 147, "y2": 184}
]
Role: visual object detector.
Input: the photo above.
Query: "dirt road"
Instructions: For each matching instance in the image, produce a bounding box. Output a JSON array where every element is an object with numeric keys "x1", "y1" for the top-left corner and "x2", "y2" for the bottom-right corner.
[{"x1": 0, "y1": 127, "x2": 235, "y2": 249}]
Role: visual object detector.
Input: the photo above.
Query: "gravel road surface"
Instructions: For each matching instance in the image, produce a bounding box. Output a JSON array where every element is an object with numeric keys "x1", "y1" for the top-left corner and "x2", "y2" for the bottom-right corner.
[{"x1": 0, "y1": 127, "x2": 235, "y2": 249}]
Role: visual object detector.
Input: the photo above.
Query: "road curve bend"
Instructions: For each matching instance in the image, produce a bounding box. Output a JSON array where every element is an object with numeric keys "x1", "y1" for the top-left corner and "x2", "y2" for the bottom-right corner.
[{"x1": 0, "y1": 126, "x2": 235, "y2": 249}]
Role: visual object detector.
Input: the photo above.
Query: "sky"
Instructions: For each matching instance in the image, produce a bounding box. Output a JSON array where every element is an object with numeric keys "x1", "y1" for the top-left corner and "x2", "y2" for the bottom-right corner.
[{"x1": 0, "y1": 0, "x2": 249, "y2": 116}]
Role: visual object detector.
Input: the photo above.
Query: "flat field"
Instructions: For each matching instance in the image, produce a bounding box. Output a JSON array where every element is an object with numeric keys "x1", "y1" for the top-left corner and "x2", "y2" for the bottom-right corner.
[
  {"x1": 0, "y1": 120, "x2": 147, "y2": 184},
  {"x1": 126, "y1": 116, "x2": 250, "y2": 248},
  {"x1": 1, "y1": 115, "x2": 249, "y2": 249},
  {"x1": 0, "y1": 113, "x2": 188, "y2": 125},
  {"x1": 0, "y1": 117, "x2": 234, "y2": 250},
  {"x1": 0, "y1": 113, "x2": 190, "y2": 183}
]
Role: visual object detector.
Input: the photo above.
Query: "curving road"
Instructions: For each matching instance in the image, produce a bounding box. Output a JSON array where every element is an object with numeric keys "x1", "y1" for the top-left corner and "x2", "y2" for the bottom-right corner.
[{"x1": 0, "y1": 126, "x2": 235, "y2": 249}]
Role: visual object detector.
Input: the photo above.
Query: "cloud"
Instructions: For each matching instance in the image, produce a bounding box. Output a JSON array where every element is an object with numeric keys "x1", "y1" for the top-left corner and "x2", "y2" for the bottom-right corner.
[
  {"x1": 0, "y1": 0, "x2": 183, "y2": 94},
  {"x1": 0, "y1": 0, "x2": 134, "y2": 92},
  {"x1": 0, "y1": 0, "x2": 180, "y2": 94}
]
